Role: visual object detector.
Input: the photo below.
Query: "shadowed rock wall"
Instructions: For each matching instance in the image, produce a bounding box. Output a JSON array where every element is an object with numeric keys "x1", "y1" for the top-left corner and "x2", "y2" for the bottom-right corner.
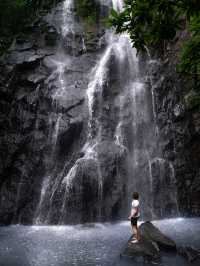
[
  {"x1": 148, "y1": 47, "x2": 200, "y2": 216},
  {"x1": 0, "y1": 0, "x2": 199, "y2": 225},
  {"x1": 0, "y1": 1, "x2": 106, "y2": 224}
]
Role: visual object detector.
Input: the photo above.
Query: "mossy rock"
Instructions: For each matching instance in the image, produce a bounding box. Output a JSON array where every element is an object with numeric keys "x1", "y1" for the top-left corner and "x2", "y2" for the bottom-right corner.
[
  {"x1": 184, "y1": 90, "x2": 200, "y2": 110},
  {"x1": 75, "y1": 0, "x2": 100, "y2": 25}
]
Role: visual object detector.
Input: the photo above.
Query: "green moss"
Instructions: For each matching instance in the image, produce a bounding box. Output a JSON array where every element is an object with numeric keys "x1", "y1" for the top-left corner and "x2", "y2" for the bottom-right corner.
[
  {"x1": 178, "y1": 16, "x2": 200, "y2": 89},
  {"x1": 75, "y1": 0, "x2": 100, "y2": 26},
  {"x1": 0, "y1": 0, "x2": 61, "y2": 55},
  {"x1": 184, "y1": 90, "x2": 200, "y2": 109}
]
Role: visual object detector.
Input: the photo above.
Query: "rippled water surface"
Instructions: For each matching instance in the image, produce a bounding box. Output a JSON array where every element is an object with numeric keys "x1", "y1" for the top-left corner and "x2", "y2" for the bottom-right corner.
[{"x1": 0, "y1": 218, "x2": 199, "y2": 266}]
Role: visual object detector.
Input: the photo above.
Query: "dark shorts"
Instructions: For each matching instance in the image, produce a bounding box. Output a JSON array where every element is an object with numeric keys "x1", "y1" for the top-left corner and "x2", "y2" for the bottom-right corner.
[{"x1": 131, "y1": 217, "x2": 138, "y2": 226}]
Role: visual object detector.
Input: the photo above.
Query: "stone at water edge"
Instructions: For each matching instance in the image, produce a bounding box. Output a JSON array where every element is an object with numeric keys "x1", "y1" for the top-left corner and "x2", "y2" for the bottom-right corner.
[
  {"x1": 139, "y1": 222, "x2": 177, "y2": 250},
  {"x1": 121, "y1": 235, "x2": 161, "y2": 263},
  {"x1": 178, "y1": 246, "x2": 200, "y2": 263},
  {"x1": 121, "y1": 222, "x2": 176, "y2": 263}
]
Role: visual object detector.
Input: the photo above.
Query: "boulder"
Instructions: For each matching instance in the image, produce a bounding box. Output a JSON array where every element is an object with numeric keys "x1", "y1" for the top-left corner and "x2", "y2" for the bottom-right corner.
[
  {"x1": 5, "y1": 50, "x2": 44, "y2": 66},
  {"x1": 122, "y1": 236, "x2": 160, "y2": 263},
  {"x1": 139, "y1": 222, "x2": 176, "y2": 250},
  {"x1": 45, "y1": 26, "x2": 59, "y2": 46},
  {"x1": 9, "y1": 39, "x2": 34, "y2": 52},
  {"x1": 121, "y1": 222, "x2": 176, "y2": 263},
  {"x1": 178, "y1": 246, "x2": 200, "y2": 263}
]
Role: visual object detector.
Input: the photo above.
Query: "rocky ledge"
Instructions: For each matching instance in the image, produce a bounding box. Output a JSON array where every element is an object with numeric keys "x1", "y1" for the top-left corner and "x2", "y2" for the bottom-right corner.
[{"x1": 121, "y1": 222, "x2": 200, "y2": 265}]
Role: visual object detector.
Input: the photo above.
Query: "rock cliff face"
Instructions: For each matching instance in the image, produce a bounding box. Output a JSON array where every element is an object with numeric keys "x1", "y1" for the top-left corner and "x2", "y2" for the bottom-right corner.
[
  {"x1": 0, "y1": 0, "x2": 199, "y2": 225},
  {"x1": 0, "y1": 0, "x2": 129, "y2": 225},
  {"x1": 148, "y1": 41, "x2": 200, "y2": 216},
  {"x1": 0, "y1": 1, "x2": 103, "y2": 224}
]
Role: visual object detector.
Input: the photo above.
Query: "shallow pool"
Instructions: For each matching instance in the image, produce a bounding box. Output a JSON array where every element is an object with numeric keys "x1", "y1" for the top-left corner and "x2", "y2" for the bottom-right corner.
[{"x1": 0, "y1": 218, "x2": 199, "y2": 266}]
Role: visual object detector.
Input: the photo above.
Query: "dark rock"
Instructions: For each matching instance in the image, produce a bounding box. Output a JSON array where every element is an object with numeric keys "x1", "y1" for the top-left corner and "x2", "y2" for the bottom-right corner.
[
  {"x1": 178, "y1": 246, "x2": 200, "y2": 263},
  {"x1": 0, "y1": 0, "x2": 96, "y2": 224},
  {"x1": 57, "y1": 118, "x2": 83, "y2": 157},
  {"x1": 5, "y1": 50, "x2": 44, "y2": 66},
  {"x1": 139, "y1": 222, "x2": 176, "y2": 250},
  {"x1": 149, "y1": 55, "x2": 200, "y2": 216},
  {"x1": 58, "y1": 140, "x2": 129, "y2": 224},
  {"x1": 121, "y1": 222, "x2": 178, "y2": 263},
  {"x1": 173, "y1": 103, "x2": 185, "y2": 121},
  {"x1": 45, "y1": 26, "x2": 59, "y2": 46},
  {"x1": 26, "y1": 73, "x2": 46, "y2": 84},
  {"x1": 192, "y1": 112, "x2": 200, "y2": 135},
  {"x1": 9, "y1": 39, "x2": 34, "y2": 52},
  {"x1": 0, "y1": 0, "x2": 199, "y2": 225},
  {"x1": 150, "y1": 159, "x2": 178, "y2": 218},
  {"x1": 122, "y1": 236, "x2": 160, "y2": 263}
]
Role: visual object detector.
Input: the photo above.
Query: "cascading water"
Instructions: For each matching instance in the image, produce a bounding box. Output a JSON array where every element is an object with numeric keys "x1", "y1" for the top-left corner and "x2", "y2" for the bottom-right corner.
[
  {"x1": 34, "y1": 0, "x2": 179, "y2": 224},
  {"x1": 58, "y1": 0, "x2": 141, "y2": 222},
  {"x1": 34, "y1": 0, "x2": 77, "y2": 223}
]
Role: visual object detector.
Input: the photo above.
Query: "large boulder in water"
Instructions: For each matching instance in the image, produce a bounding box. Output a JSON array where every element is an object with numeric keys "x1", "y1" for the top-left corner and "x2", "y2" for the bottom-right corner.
[
  {"x1": 139, "y1": 222, "x2": 176, "y2": 250},
  {"x1": 178, "y1": 246, "x2": 200, "y2": 263},
  {"x1": 122, "y1": 236, "x2": 160, "y2": 263},
  {"x1": 121, "y1": 222, "x2": 176, "y2": 263}
]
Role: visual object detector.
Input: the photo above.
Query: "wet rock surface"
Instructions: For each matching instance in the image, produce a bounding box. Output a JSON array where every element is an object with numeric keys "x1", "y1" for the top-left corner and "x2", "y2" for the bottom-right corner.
[
  {"x1": 121, "y1": 222, "x2": 175, "y2": 263},
  {"x1": 148, "y1": 56, "x2": 200, "y2": 217},
  {"x1": 178, "y1": 246, "x2": 200, "y2": 263},
  {"x1": 65, "y1": 141, "x2": 128, "y2": 223},
  {"x1": 122, "y1": 236, "x2": 160, "y2": 263},
  {"x1": 0, "y1": 0, "x2": 199, "y2": 225},
  {"x1": 139, "y1": 222, "x2": 176, "y2": 250},
  {"x1": 121, "y1": 222, "x2": 200, "y2": 265},
  {"x1": 0, "y1": 1, "x2": 107, "y2": 225},
  {"x1": 0, "y1": 0, "x2": 131, "y2": 225}
]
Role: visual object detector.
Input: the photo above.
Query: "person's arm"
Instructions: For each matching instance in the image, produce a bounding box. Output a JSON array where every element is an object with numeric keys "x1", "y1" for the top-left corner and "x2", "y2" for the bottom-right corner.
[
  {"x1": 128, "y1": 207, "x2": 137, "y2": 219},
  {"x1": 131, "y1": 207, "x2": 138, "y2": 217}
]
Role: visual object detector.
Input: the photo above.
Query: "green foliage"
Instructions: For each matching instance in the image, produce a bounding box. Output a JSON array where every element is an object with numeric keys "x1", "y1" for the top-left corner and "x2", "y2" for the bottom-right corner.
[
  {"x1": 110, "y1": 0, "x2": 200, "y2": 107},
  {"x1": 177, "y1": 0, "x2": 200, "y2": 20},
  {"x1": 184, "y1": 89, "x2": 200, "y2": 109},
  {"x1": 109, "y1": 0, "x2": 182, "y2": 51},
  {"x1": 75, "y1": 0, "x2": 100, "y2": 25},
  {"x1": 0, "y1": 0, "x2": 58, "y2": 54},
  {"x1": 109, "y1": 0, "x2": 200, "y2": 51},
  {"x1": 0, "y1": 0, "x2": 27, "y2": 33},
  {"x1": 0, "y1": 0, "x2": 58, "y2": 31},
  {"x1": 180, "y1": 34, "x2": 200, "y2": 75},
  {"x1": 178, "y1": 16, "x2": 200, "y2": 92}
]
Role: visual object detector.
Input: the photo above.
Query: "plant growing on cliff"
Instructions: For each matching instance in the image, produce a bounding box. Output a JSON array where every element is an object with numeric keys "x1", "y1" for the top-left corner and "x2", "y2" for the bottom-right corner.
[
  {"x1": 109, "y1": 0, "x2": 182, "y2": 51},
  {"x1": 177, "y1": 0, "x2": 200, "y2": 20},
  {"x1": 179, "y1": 16, "x2": 200, "y2": 108},
  {"x1": 0, "y1": 0, "x2": 59, "y2": 54},
  {"x1": 109, "y1": 0, "x2": 200, "y2": 107},
  {"x1": 179, "y1": 16, "x2": 200, "y2": 88},
  {"x1": 109, "y1": 0, "x2": 200, "y2": 53},
  {"x1": 0, "y1": 0, "x2": 58, "y2": 32},
  {"x1": 75, "y1": 0, "x2": 100, "y2": 25}
]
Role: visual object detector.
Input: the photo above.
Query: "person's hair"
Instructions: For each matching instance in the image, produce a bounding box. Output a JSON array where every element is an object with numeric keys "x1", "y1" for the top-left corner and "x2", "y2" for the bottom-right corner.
[{"x1": 132, "y1": 192, "x2": 139, "y2": 200}]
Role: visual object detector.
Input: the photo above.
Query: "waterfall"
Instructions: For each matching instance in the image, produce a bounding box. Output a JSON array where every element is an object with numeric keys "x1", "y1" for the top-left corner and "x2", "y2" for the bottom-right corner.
[
  {"x1": 34, "y1": 0, "x2": 76, "y2": 224},
  {"x1": 57, "y1": 0, "x2": 139, "y2": 223},
  {"x1": 33, "y1": 0, "x2": 179, "y2": 224},
  {"x1": 62, "y1": 0, "x2": 74, "y2": 36}
]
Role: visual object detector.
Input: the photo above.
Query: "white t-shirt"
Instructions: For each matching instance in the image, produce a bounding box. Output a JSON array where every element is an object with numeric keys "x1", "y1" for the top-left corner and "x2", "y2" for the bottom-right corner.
[{"x1": 131, "y1": 199, "x2": 140, "y2": 218}]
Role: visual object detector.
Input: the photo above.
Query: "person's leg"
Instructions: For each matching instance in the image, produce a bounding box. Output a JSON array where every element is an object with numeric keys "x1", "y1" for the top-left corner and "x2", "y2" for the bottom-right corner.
[
  {"x1": 131, "y1": 218, "x2": 140, "y2": 242},
  {"x1": 131, "y1": 225, "x2": 138, "y2": 243},
  {"x1": 135, "y1": 224, "x2": 140, "y2": 241},
  {"x1": 131, "y1": 217, "x2": 136, "y2": 238},
  {"x1": 133, "y1": 225, "x2": 137, "y2": 238},
  {"x1": 131, "y1": 225, "x2": 137, "y2": 238}
]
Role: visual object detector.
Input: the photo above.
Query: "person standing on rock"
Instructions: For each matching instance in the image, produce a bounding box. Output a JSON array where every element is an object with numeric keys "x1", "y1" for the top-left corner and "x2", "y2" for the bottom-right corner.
[{"x1": 128, "y1": 192, "x2": 140, "y2": 243}]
